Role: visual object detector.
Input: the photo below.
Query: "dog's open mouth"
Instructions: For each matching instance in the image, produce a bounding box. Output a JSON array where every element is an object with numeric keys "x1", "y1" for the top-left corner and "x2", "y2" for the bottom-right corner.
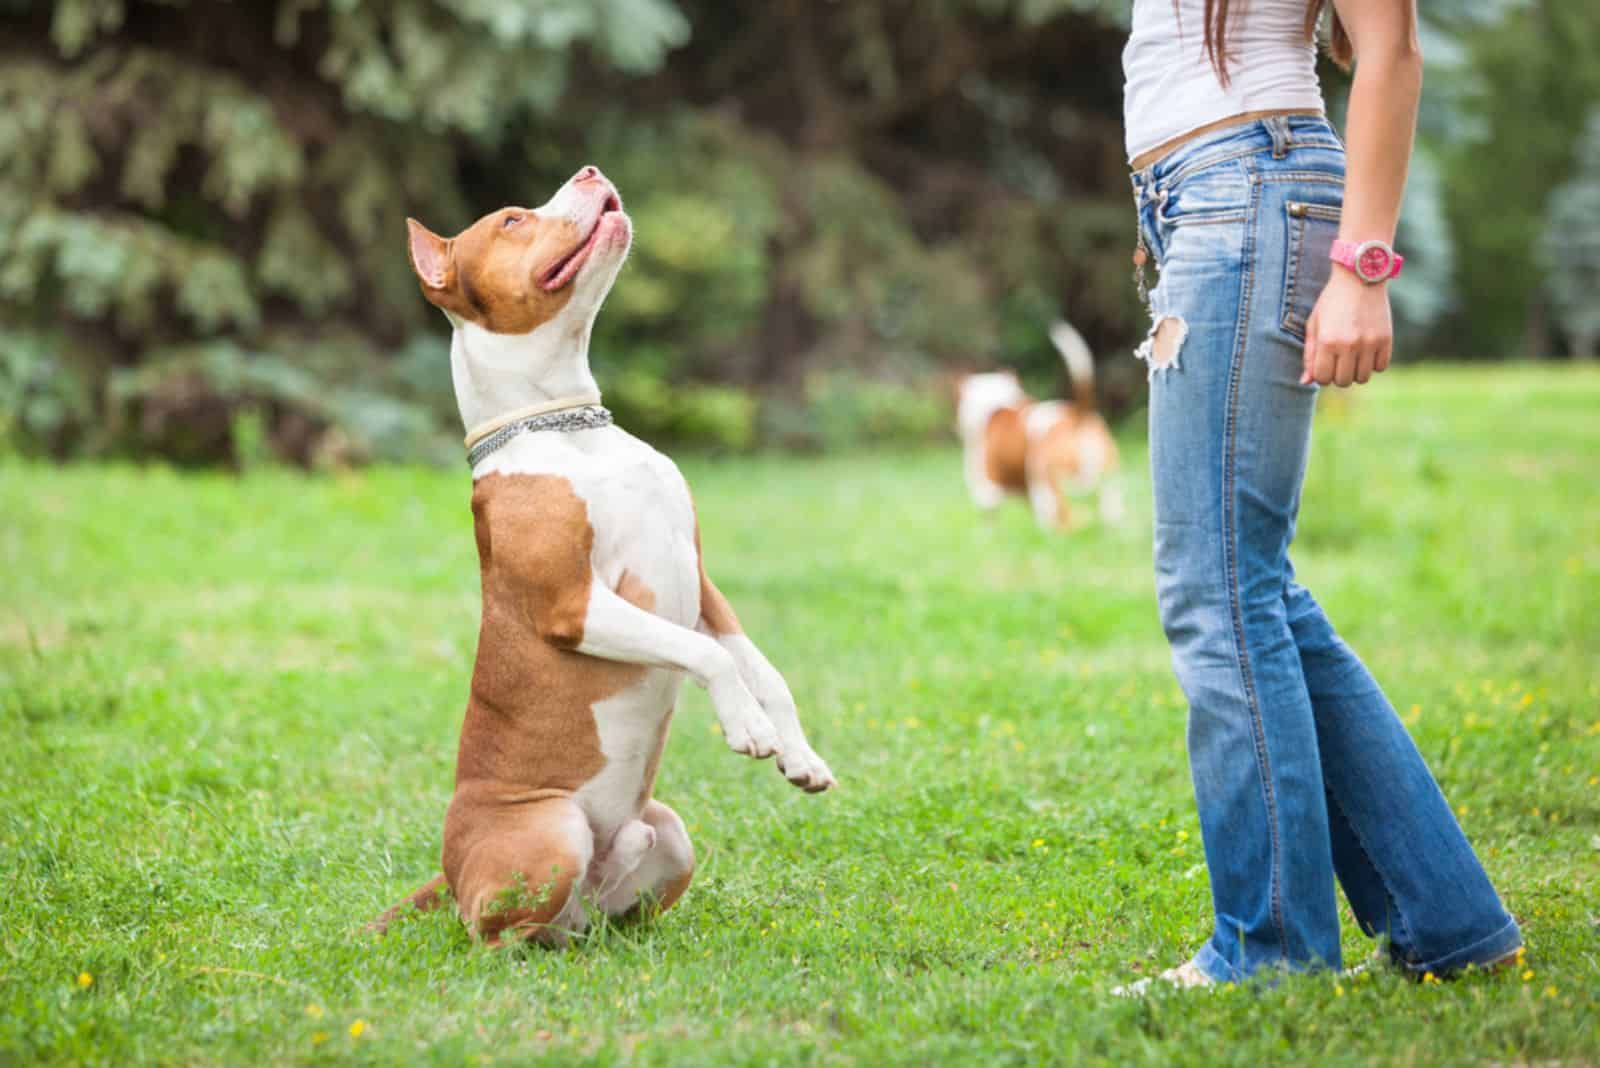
[{"x1": 538, "y1": 193, "x2": 624, "y2": 292}]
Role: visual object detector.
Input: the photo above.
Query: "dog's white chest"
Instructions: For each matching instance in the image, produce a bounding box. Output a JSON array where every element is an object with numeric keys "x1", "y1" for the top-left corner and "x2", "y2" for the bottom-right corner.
[{"x1": 476, "y1": 426, "x2": 699, "y2": 622}]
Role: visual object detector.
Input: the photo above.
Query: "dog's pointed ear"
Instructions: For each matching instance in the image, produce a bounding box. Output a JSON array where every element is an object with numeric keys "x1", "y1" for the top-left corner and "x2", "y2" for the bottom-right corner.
[{"x1": 406, "y1": 218, "x2": 455, "y2": 297}]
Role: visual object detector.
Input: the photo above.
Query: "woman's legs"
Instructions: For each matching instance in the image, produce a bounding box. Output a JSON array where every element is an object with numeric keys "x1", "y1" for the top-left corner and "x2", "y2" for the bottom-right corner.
[
  {"x1": 1148, "y1": 204, "x2": 1342, "y2": 981},
  {"x1": 1144, "y1": 136, "x2": 1519, "y2": 981}
]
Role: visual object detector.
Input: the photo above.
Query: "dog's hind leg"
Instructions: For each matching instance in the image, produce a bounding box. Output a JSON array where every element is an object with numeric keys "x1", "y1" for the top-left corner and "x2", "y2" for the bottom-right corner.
[
  {"x1": 590, "y1": 800, "x2": 695, "y2": 919},
  {"x1": 964, "y1": 444, "x2": 1006, "y2": 510},
  {"x1": 449, "y1": 797, "x2": 594, "y2": 948},
  {"x1": 1026, "y1": 462, "x2": 1067, "y2": 530},
  {"x1": 365, "y1": 874, "x2": 450, "y2": 935},
  {"x1": 587, "y1": 819, "x2": 657, "y2": 902},
  {"x1": 1099, "y1": 479, "x2": 1126, "y2": 525}
]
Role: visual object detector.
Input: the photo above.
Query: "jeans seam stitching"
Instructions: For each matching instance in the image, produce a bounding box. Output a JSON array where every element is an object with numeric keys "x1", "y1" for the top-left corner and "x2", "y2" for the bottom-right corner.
[
  {"x1": 1224, "y1": 169, "x2": 1289, "y2": 964},
  {"x1": 1323, "y1": 785, "x2": 1417, "y2": 951},
  {"x1": 1254, "y1": 172, "x2": 1345, "y2": 185},
  {"x1": 1162, "y1": 213, "x2": 1249, "y2": 228}
]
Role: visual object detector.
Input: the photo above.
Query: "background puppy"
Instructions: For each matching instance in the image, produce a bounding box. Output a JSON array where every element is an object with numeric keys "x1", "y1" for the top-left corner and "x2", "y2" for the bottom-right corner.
[{"x1": 955, "y1": 321, "x2": 1123, "y2": 530}]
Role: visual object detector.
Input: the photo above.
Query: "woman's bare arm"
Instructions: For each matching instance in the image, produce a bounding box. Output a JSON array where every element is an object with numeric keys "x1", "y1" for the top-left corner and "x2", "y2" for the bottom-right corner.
[{"x1": 1303, "y1": 0, "x2": 1423, "y2": 387}]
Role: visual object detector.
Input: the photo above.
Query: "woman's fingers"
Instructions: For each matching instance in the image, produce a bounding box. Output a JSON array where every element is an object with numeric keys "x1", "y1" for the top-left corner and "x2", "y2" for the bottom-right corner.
[
  {"x1": 1355, "y1": 345, "x2": 1376, "y2": 385},
  {"x1": 1314, "y1": 335, "x2": 1340, "y2": 386},
  {"x1": 1335, "y1": 344, "x2": 1360, "y2": 387},
  {"x1": 1314, "y1": 335, "x2": 1390, "y2": 387}
]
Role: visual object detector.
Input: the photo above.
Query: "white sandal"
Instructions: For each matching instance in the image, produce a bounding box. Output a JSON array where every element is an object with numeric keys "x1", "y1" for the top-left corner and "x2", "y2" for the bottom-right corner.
[{"x1": 1112, "y1": 959, "x2": 1216, "y2": 997}]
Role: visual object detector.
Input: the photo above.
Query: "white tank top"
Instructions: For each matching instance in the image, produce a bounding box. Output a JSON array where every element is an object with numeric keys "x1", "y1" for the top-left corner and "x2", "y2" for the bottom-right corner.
[{"x1": 1123, "y1": 0, "x2": 1326, "y2": 164}]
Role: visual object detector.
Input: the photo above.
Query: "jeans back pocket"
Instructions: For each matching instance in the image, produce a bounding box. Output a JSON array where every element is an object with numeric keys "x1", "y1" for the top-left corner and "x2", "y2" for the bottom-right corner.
[{"x1": 1281, "y1": 200, "x2": 1341, "y2": 339}]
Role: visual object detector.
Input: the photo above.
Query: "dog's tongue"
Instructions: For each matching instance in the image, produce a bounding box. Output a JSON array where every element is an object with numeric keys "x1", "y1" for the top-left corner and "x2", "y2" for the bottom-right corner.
[{"x1": 541, "y1": 233, "x2": 594, "y2": 291}]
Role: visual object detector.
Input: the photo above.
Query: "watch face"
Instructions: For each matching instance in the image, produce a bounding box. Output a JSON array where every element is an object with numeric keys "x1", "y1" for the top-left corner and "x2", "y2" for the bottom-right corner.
[{"x1": 1357, "y1": 242, "x2": 1393, "y2": 282}]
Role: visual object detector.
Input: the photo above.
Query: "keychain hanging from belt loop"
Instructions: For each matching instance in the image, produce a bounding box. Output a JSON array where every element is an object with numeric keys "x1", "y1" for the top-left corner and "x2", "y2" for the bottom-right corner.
[
  {"x1": 1133, "y1": 237, "x2": 1149, "y2": 307},
  {"x1": 1132, "y1": 216, "x2": 1151, "y2": 307},
  {"x1": 1132, "y1": 183, "x2": 1165, "y2": 308}
]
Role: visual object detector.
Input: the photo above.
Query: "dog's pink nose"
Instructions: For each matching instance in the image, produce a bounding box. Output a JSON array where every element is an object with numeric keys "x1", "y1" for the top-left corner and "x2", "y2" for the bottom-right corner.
[{"x1": 575, "y1": 165, "x2": 601, "y2": 183}]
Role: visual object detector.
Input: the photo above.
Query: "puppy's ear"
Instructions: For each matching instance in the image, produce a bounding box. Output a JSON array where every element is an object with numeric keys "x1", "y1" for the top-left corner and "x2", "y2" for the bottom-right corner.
[{"x1": 407, "y1": 218, "x2": 456, "y2": 300}]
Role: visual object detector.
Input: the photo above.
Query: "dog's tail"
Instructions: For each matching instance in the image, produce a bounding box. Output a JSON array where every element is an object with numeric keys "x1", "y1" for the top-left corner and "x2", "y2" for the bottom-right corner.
[
  {"x1": 365, "y1": 874, "x2": 449, "y2": 936},
  {"x1": 1049, "y1": 319, "x2": 1097, "y2": 410}
]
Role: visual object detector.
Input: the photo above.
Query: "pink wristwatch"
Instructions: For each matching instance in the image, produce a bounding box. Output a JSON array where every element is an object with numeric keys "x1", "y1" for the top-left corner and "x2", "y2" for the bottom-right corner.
[{"x1": 1330, "y1": 239, "x2": 1404, "y2": 284}]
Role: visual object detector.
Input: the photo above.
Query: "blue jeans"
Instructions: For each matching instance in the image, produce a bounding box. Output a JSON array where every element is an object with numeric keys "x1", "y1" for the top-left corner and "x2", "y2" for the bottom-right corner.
[{"x1": 1131, "y1": 116, "x2": 1521, "y2": 982}]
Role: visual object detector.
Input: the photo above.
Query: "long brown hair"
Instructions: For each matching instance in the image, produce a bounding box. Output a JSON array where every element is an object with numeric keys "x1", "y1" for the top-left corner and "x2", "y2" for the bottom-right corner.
[{"x1": 1198, "y1": 0, "x2": 1356, "y2": 86}]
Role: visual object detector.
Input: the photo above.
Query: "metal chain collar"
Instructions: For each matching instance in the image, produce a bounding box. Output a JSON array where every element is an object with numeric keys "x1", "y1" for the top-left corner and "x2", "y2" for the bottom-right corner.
[{"x1": 465, "y1": 405, "x2": 613, "y2": 467}]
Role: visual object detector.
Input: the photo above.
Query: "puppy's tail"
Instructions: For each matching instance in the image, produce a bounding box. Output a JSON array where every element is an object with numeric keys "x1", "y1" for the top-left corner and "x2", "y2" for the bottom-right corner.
[
  {"x1": 1049, "y1": 319, "x2": 1097, "y2": 411},
  {"x1": 365, "y1": 874, "x2": 449, "y2": 936}
]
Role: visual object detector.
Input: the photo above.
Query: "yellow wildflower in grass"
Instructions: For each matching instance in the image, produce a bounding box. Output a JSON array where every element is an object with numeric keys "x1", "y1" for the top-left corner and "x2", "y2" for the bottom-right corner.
[
  {"x1": 1522, "y1": 969, "x2": 1535, "y2": 981},
  {"x1": 1544, "y1": 985, "x2": 1558, "y2": 998},
  {"x1": 1177, "y1": 830, "x2": 1189, "y2": 841},
  {"x1": 305, "y1": 1004, "x2": 324, "y2": 1018},
  {"x1": 1422, "y1": 972, "x2": 1439, "y2": 984},
  {"x1": 1031, "y1": 839, "x2": 1045, "y2": 849},
  {"x1": 1590, "y1": 776, "x2": 1598, "y2": 787},
  {"x1": 349, "y1": 1020, "x2": 367, "y2": 1039},
  {"x1": 311, "y1": 1032, "x2": 329, "y2": 1046},
  {"x1": 1334, "y1": 983, "x2": 1344, "y2": 997},
  {"x1": 76, "y1": 972, "x2": 93, "y2": 989}
]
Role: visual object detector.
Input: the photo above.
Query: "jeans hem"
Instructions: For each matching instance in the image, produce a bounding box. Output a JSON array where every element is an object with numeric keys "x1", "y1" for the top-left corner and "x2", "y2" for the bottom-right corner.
[
  {"x1": 1400, "y1": 917, "x2": 1523, "y2": 977},
  {"x1": 1193, "y1": 942, "x2": 1244, "y2": 984}
]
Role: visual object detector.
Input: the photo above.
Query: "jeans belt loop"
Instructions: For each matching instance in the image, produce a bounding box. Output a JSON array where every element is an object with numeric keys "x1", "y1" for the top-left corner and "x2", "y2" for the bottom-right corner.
[{"x1": 1265, "y1": 116, "x2": 1292, "y2": 160}]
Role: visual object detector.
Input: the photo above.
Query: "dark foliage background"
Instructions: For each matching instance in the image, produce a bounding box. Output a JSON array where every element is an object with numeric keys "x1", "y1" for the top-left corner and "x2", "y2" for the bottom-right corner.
[{"x1": 1, "y1": 0, "x2": 1594, "y2": 464}]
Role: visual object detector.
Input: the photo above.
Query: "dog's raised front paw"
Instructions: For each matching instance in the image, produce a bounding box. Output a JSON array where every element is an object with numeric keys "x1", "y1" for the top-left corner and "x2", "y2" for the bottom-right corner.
[
  {"x1": 723, "y1": 715, "x2": 781, "y2": 760},
  {"x1": 709, "y1": 674, "x2": 781, "y2": 759},
  {"x1": 776, "y1": 744, "x2": 836, "y2": 793}
]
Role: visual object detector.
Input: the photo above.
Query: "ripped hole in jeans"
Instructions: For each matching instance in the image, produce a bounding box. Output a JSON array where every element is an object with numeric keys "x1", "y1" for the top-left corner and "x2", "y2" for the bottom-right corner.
[{"x1": 1136, "y1": 316, "x2": 1188, "y2": 378}]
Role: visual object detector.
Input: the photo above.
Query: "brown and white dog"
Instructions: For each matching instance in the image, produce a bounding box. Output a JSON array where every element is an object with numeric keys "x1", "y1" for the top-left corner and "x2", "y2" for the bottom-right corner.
[
  {"x1": 369, "y1": 166, "x2": 834, "y2": 947},
  {"x1": 954, "y1": 321, "x2": 1123, "y2": 530}
]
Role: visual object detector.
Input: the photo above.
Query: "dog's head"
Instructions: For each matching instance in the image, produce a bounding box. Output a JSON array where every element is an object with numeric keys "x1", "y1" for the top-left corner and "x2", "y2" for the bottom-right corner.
[
  {"x1": 953, "y1": 371, "x2": 1027, "y2": 440},
  {"x1": 406, "y1": 165, "x2": 631, "y2": 337}
]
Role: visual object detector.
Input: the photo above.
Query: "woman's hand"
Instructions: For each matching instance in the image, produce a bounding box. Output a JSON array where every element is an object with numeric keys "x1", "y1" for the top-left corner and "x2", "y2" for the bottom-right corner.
[{"x1": 1302, "y1": 268, "x2": 1393, "y2": 387}]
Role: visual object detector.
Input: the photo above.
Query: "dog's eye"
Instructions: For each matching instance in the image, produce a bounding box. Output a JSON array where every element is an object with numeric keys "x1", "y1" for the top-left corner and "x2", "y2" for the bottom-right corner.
[{"x1": 503, "y1": 214, "x2": 522, "y2": 229}]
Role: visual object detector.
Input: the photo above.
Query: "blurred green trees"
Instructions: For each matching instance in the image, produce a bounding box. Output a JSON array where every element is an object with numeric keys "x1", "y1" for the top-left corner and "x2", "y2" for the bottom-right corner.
[
  {"x1": 1426, "y1": 0, "x2": 1600, "y2": 358},
  {"x1": 0, "y1": 0, "x2": 690, "y2": 461},
  {"x1": 0, "y1": 0, "x2": 1592, "y2": 464},
  {"x1": 0, "y1": 0, "x2": 1145, "y2": 462},
  {"x1": 1544, "y1": 114, "x2": 1600, "y2": 360}
]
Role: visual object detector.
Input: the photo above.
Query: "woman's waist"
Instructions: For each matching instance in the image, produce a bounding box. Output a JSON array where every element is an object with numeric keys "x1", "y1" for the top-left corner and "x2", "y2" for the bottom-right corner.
[
  {"x1": 1130, "y1": 113, "x2": 1343, "y2": 193},
  {"x1": 1129, "y1": 109, "x2": 1322, "y2": 172}
]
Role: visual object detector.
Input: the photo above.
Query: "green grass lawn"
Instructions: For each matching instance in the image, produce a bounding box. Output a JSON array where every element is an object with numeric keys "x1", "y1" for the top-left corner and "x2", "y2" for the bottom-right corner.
[{"x1": 2, "y1": 364, "x2": 1597, "y2": 1066}]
